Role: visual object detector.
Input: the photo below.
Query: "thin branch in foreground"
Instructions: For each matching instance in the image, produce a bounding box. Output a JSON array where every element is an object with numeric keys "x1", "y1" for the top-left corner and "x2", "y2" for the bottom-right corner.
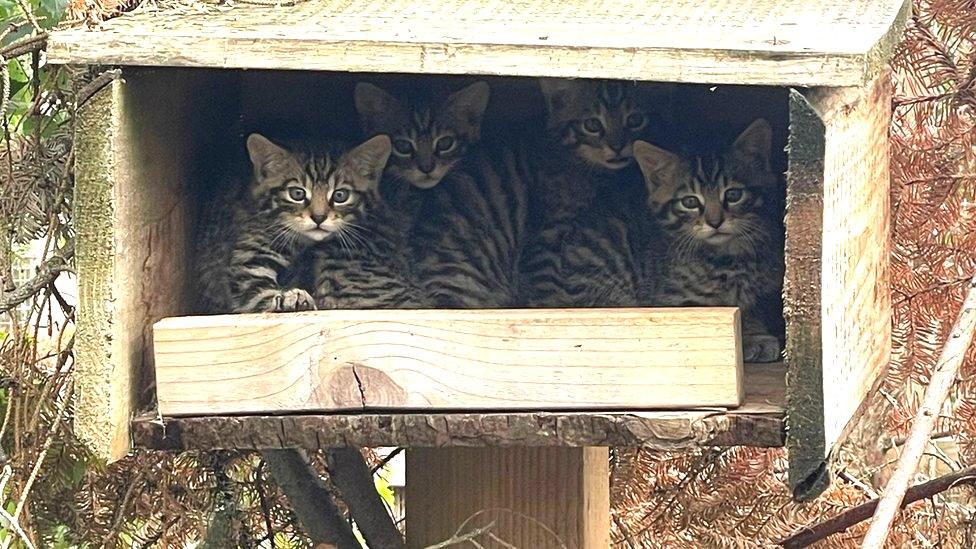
[
  {"x1": 779, "y1": 465, "x2": 976, "y2": 548},
  {"x1": 861, "y1": 275, "x2": 976, "y2": 548},
  {"x1": 0, "y1": 241, "x2": 73, "y2": 315}
]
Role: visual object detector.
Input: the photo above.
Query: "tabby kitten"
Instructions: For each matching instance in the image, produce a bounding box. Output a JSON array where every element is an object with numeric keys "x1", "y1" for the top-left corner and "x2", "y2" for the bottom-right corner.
[
  {"x1": 354, "y1": 81, "x2": 490, "y2": 190},
  {"x1": 408, "y1": 145, "x2": 530, "y2": 308},
  {"x1": 194, "y1": 134, "x2": 392, "y2": 314},
  {"x1": 634, "y1": 119, "x2": 784, "y2": 362},
  {"x1": 530, "y1": 78, "x2": 669, "y2": 216}
]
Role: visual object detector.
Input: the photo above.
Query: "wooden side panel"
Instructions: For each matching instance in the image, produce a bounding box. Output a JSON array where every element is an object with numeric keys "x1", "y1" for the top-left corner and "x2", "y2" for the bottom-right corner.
[
  {"x1": 152, "y1": 308, "x2": 743, "y2": 415},
  {"x1": 817, "y1": 76, "x2": 893, "y2": 449},
  {"x1": 75, "y1": 77, "x2": 128, "y2": 461},
  {"x1": 405, "y1": 447, "x2": 610, "y2": 548},
  {"x1": 48, "y1": 0, "x2": 910, "y2": 86},
  {"x1": 786, "y1": 74, "x2": 892, "y2": 499},
  {"x1": 74, "y1": 70, "x2": 203, "y2": 461}
]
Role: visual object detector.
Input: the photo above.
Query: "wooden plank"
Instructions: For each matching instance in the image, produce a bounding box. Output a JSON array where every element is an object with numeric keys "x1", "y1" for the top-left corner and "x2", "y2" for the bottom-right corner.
[
  {"x1": 74, "y1": 69, "x2": 228, "y2": 461},
  {"x1": 132, "y1": 363, "x2": 785, "y2": 450},
  {"x1": 74, "y1": 76, "x2": 129, "y2": 462},
  {"x1": 405, "y1": 447, "x2": 609, "y2": 548},
  {"x1": 48, "y1": 0, "x2": 909, "y2": 86},
  {"x1": 785, "y1": 73, "x2": 893, "y2": 500},
  {"x1": 152, "y1": 308, "x2": 744, "y2": 415}
]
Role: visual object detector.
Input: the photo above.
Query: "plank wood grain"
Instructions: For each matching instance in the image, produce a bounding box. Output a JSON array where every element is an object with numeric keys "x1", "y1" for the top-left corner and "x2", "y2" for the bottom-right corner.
[
  {"x1": 406, "y1": 447, "x2": 610, "y2": 548},
  {"x1": 152, "y1": 308, "x2": 743, "y2": 415},
  {"x1": 785, "y1": 73, "x2": 893, "y2": 499},
  {"x1": 48, "y1": 0, "x2": 909, "y2": 86}
]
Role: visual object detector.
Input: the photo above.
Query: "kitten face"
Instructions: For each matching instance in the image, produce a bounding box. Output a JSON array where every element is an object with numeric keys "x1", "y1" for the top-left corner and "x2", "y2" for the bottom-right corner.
[
  {"x1": 539, "y1": 78, "x2": 655, "y2": 171},
  {"x1": 355, "y1": 81, "x2": 490, "y2": 189},
  {"x1": 246, "y1": 134, "x2": 392, "y2": 243},
  {"x1": 634, "y1": 119, "x2": 776, "y2": 253}
]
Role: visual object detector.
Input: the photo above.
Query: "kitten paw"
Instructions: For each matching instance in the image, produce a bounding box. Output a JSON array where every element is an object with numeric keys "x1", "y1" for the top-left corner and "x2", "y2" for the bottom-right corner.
[
  {"x1": 743, "y1": 335, "x2": 782, "y2": 363},
  {"x1": 274, "y1": 288, "x2": 316, "y2": 312}
]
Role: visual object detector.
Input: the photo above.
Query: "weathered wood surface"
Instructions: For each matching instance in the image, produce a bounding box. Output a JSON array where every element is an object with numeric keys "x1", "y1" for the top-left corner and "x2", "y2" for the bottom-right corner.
[
  {"x1": 74, "y1": 77, "x2": 127, "y2": 462},
  {"x1": 49, "y1": 0, "x2": 909, "y2": 86},
  {"x1": 785, "y1": 73, "x2": 893, "y2": 500},
  {"x1": 153, "y1": 308, "x2": 744, "y2": 415},
  {"x1": 133, "y1": 363, "x2": 785, "y2": 450},
  {"x1": 75, "y1": 72, "x2": 202, "y2": 461},
  {"x1": 406, "y1": 447, "x2": 610, "y2": 548}
]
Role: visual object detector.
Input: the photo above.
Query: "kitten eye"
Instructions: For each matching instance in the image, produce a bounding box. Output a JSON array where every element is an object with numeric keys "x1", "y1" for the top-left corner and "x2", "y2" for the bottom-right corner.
[
  {"x1": 625, "y1": 113, "x2": 646, "y2": 129},
  {"x1": 286, "y1": 187, "x2": 307, "y2": 202},
  {"x1": 581, "y1": 117, "x2": 604, "y2": 134},
  {"x1": 332, "y1": 188, "x2": 352, "y2": 204},
  {"x1": 724, "y1": 188, "x2": 745, "y2": 203},
  {"x1": 434, "y1": 136, "x2": 457, "y2": 154},
  {"x1": 680, "y1": 196, "x2": 702, "y2": 209},
  {"x1": 393, "y1": 139, "x2": 414, "y2": 155}
]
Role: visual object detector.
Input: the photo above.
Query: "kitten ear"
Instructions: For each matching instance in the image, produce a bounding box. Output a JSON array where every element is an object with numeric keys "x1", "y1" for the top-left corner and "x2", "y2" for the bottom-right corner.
[
  {"x1": 538, "y1": 78, "x2": 582, "y2": 117},
  {"x1": 731, "y1": 118, "x2": 773, "y2": 171},
  {"x1": 345, "y1": 134, "x2": 392, "y2": 189},
  {"x1": 246, "y1": 133, "x2": 290, "y2": 178},
  {"x1": 633, "y1": 140, "x2": 681, "y2": 184},
  {"x1": 442, "y1": 81, "x2": 490, "y2": 139},
  {"x1": 354, "y1": 83, "x2": 408, "y2": 135}
]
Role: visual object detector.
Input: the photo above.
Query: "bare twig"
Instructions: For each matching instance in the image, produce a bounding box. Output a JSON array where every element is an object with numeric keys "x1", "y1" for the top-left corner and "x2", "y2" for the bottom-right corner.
[
  {"x1": 779, "y1": 465, "x2": 976, "y2": 548},
  {"x1": 76, "y1": 69, "x2": 122, "y2": 110},
  {"x1": 0, "y1": 33, "x2": 48, "y2": 60},
  {"x1": 861, "y1": 275, "x2": 976, "y2": 548},
  {"x1": 0, "y1": 506, "x2": 36, "y2": 549},
  {"x1": 0, "y1": 241, "x2": 73, "y2": 314},
  {"x1": 422, "y1": 522, "x2": 496, "y2": 549}
]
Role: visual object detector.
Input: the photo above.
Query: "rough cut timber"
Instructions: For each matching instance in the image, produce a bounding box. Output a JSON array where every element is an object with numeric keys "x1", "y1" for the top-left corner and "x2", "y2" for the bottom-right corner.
[
  {"x1": 132, "y1": 363, "x2": 786, "y2": 451},
  {"x1": 152, "y1": 308, "x2": 743, "y2": 415},
  {"x1": 785, "y1": 73, "x2": 893, "y2": 500},
  {"x1": 48, "y1": 0, "x2": 909, "y2": 86}
]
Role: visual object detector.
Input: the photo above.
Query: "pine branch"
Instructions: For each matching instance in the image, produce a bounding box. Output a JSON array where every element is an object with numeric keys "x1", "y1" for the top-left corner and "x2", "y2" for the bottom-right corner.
[
  {"x1": 260, "y1": 449, "x2": 360, "y2": 549},
  {"x1": 0, "y1": 241, "x2": 73, "y2": 314},
  {"x1": 326, "y1": 448, "x2": 405, "y2": 549},
  {"x1": 862, "y1": 275, "x2": 976, "y2": 548},
  {"x1": 779, "y1": 465, "x2": 976, "y2": 548}
]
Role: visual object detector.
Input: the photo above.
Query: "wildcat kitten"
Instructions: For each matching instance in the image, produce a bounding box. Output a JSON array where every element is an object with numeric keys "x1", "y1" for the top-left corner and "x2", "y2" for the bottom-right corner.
[
  {"x1": 531, "y1": 78, "x2": 669, "y2": 217},
  {"x1": 354, "y1": 81, "x2": 490, "y2": 190},
  {"x1": 408, "y1": 145, "x2": 530, "y2": 308},
  {"x1": 634, "y1": 119, "x2": 784, "y2": 362},
  {"x1": 194, "y1": 134, "x2": 391, "y2": 314}
]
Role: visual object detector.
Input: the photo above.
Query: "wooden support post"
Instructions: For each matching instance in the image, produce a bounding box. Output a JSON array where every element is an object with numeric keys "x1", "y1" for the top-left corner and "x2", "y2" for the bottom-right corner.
[{"x1": 405, "y1": 447, "x2": 610, "y2": 548}]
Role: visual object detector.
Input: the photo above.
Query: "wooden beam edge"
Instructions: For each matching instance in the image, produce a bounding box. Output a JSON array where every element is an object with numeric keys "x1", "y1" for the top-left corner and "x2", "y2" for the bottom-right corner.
[
  {"x1": 46, "y1": 36, "x2": 875, "y2": 87},
  {"x1": 129, "y1": 410, "x2": 785, "y2": 452}
]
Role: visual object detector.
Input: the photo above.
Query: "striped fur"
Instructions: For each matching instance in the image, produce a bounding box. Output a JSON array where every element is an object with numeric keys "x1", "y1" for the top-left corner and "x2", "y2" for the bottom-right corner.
[
  {"x1": 410, "y1": 145, "x2": 530, "y2": 308},
  {"x1": 355, "y1": 81, "x2": 490, "y2": 192},
  {"x1": 311, "y1": 198, "x2": 429, "y2": 309},
  {"x1": 635, "y1": 119, "x2": 785, "y2": 362},
  {"x1": 194, "y1": 134, "x2": 391, "y2": 314}
]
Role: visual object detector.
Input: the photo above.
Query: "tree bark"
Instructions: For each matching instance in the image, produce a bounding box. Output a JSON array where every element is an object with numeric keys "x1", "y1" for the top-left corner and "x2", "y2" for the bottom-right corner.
[
  {"x1": 326, "y1": 448, "x2": 405, "y2": 549},
  {"x1": 261, "y1": 449, "x2": 360, "y2": 549}
]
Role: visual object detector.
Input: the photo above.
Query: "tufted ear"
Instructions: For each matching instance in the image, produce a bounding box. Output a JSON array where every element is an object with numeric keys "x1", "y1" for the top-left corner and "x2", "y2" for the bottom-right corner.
[
  {"x1": 246, "y1": 133, "x2": 289, "y2": 175},
  {"x1": 354, "y1": 82, "x2": 410, "y2": 137},
  {"x1": 442, "y1": 81, "x2": 490, "y2": 140},
  {"x1": 344, "y1": 134, "x2": 392, "y2": 191},
  {"x1": 538, "y1": 77, "x2": 584, "y2": 119},
  {"x1": 731, "y1": 118, "x2": 772, "y2": 172}
]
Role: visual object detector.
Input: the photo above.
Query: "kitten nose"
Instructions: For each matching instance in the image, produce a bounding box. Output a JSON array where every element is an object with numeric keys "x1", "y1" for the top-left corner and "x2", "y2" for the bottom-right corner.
[
  {"x1": 418, "y1": 159, "x2": 436, "y2": 174},
  {"x1": 705, "y1": 218, "x2": 723, "y2": 229},
  {"x1": 311, "y1": 213, "x2": 327, "y2": 225}
]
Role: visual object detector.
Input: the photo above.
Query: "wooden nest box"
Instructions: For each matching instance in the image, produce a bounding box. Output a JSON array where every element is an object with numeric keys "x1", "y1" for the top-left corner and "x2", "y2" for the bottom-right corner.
[{"x1": 52, "y1": 0, "x2": 908, "y2": 544}]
